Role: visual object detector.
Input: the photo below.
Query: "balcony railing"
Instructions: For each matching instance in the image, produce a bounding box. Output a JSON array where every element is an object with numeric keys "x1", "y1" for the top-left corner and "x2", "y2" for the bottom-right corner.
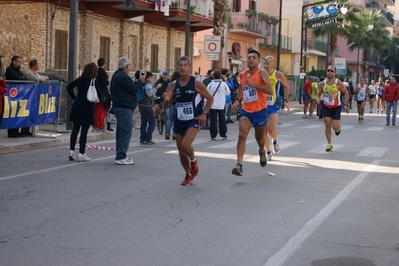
[
  {"x1": 262, "y1": 34, "x2": 292, "y2": 51},
  {"x1": 142, "y1": 0, "x2": 214, "y2": 18},
  {"x1": 381, "y1": 9, "x2": 394, "y2": 25},
  {"x1": 229, "y1": 13, "x2": 270, "y2": 37},
  {"x1": 307, "y1": 40, "x2": 340, "y2": 56}
]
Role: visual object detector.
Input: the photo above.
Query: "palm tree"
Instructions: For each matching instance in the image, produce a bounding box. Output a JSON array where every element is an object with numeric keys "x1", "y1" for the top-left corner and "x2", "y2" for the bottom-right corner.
[
  {"x1": 344, "y1": 9, "x2": 389, "y2": 82},
  {"x1": 380, "y1": 36, "x2": 399, "y2": 74},
  {"x1": 212, "y1": 0, "x2": 226, "y2": 69},
  {"x1": 312, "y1": 0, "x2": 361, "y2": 65}
]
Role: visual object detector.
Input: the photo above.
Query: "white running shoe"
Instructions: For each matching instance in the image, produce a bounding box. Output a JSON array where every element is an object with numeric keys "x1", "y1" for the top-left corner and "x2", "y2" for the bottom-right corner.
[
  {"x1": 273, "y1": 140, "x2": 280, "y2": 154},
  {"x1": 69, "y1": 150, "x2": 75, "y2": 161},
  {"x1": 267, "y1": 152, "x2": 272, "y2": 161},
  {"x1": 78, "y1": 153, "x2": 90, "y2": 162},
  {"x1": 115, "y1": 158, "x2": 134, "y2": 165}
]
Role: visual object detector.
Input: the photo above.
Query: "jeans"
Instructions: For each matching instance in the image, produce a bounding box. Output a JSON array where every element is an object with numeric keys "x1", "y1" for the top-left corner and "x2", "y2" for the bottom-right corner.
[
  {"x1": 139, "y1": 105, "x2": 155, "y2": 142},
  {"x1": 165, "y1": 104, "x2": 176, "y2": 136},
  {"x1": 113, "y1": 107, "x2": 134, "y2": 160},
  {"x1": 225, "y1": 100, "x2": 232, "y2": 120},
  {"x1": 69, "y1": 123, "x2": 90, "y2": 154},
  {"x1": 210, "y1": 109, "x2": 227, "y2": 138},
  {"x1": 385, "y1": 101, "x2": 397, "y2": 125}
]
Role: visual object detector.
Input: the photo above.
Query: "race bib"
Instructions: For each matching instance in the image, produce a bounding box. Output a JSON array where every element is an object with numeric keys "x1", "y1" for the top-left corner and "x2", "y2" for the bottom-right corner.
[
  {"x1": 243, "y1": 86, "x2": 258, "y2": 102},
  {"x1": 176, "y1": 102, "x2": 194, "y2": 121},
  {"x1": 267, "y1": 94, "x2": 273, "y2": 105},
  {"x1": 358, "y1": 92, "x2": 365, "y2": 101},
  {"x1": 323, "y1": 95, "x2": 335, "y2": 106}
]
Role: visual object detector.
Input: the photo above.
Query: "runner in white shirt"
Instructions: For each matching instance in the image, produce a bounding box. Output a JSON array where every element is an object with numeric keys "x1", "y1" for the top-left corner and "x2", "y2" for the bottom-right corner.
[
  {"x1": 368, "y1": 80, "x2": 377, "y2": 113},
  {"x1": 353, "y1": 78, "x2": 370, "y2": 123}
]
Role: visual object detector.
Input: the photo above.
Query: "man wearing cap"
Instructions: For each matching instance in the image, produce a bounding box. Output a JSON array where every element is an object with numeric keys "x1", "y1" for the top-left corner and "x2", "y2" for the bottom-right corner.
[
  {"x1": 154, "y1": 70, "x2": 170, "y2": 120},
  {"x1": 263, "y1": 55, "x2": 291, "y2": 160},
  {"x1": 309, "y1": 76, "x2": 319, "y2": 118}
]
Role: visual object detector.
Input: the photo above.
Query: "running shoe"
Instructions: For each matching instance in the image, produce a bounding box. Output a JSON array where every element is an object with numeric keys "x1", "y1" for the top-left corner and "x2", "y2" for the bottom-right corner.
[
  {"x1": 115, "y1": 158, "x2": 134, "y2": 165},
  {"x1": 267, "y1": 151, "x2": 272, "y2": 161},
  {"x1": 190, "y1": 159, "x2": 199, "y2": 178},
  {"x1": 69, "y1": 150, "x2": 75, "y2": 161},
  {"x1": 259, "y1": 150, "x2": 267, "y2": 167},
  {"x1": 335, "y1": 128, "x2": 341, "y2": 136},
  {"x1": 181, "y1": 174, "x2": 194, "y2": 186},
  {"x1": 78, "y1": 153, "x2": 90, "y2": 162},
  {"x1": 302, "y1": 115, "x2": 309, "y2": 119},
  {"x1": 273, "y1": 140, "x2": 280, "y2": 153},
  {"x1": 210, "y1": 137, "x2": 217, "y2": 141},
  {"x1": 358, "y1": 117, "x2": 361, "y2": 123},
  {"x1": 325, "y1": 144, "x2": 333, "y2": 152},
  {"x1": 232, "y1": 163, "x2": 243, "y2": 176},
  {"x1": 360, "y1": 117, "x2": 364, "y2": 123}
]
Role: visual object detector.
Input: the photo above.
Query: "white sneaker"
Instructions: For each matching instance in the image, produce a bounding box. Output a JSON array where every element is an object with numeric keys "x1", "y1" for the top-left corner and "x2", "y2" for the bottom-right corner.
[
  {"x1": 267, "y1": 152, "x2": 272, "y2": 161},
  {"x1": 115, "y1": 158, "x2": 134, "y2": 165},
  {"x1": 273, "y1": 140, "x2": 280, "y2": 154},
  {"x1": 69, "y1": 150, "x2": 75, "y2": 161},
  {"x1": 78, "y1": 153, "x2": 90, "y2": 162}
]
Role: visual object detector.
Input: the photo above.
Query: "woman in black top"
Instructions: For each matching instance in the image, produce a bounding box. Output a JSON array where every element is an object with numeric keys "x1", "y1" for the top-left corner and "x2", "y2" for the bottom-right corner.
[{"x1": 66, "y1": 62, "x2": 101, "y2": 162}]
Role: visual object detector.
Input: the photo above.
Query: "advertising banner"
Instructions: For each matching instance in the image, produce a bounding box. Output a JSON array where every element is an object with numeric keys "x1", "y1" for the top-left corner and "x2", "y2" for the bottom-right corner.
[{"x1": 0, "y1": 82, "x2": 59, "y2": 129}]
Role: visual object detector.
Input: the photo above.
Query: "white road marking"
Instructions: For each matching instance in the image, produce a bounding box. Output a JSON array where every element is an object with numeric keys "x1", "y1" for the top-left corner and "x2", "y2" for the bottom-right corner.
[
  {"x1": 0, "y1": 148, "x2": 154, "y2": 181},
  {"x1": 263, "y1": 160, "x2": 380, "y2": 266},
  {"x1": 300, "y1": 124, "x2": 323, "y2": 129},
  {"x1": 365, "y1": 126, "x2": 384, "y2": 131},
  {"x1": 356, "y1": 147, "x2": 389, "y2": 157}
]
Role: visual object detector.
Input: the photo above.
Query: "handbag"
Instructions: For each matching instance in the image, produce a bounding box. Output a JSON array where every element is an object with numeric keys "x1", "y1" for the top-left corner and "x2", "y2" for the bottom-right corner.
[{"x1": 87, "y1": 79, "x2": 100, "y2": 103}]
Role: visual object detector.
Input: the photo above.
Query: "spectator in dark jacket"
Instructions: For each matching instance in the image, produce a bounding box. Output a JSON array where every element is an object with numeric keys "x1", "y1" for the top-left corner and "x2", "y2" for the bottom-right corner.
[
  {"x1": 5, "y1": 55, "x2": 28, "y2": 138},
  {"x1": 138, "y1": 71, "x2": 157, "y2": 145},
  {"x1": 67, "y1": 62, "x2": 102, "y2": 162},
  {"x1": 383, "y1": 77, "x2": 399, "y2": 126},
  {"x1": 110, "y1": 56, "x2": 145, "y2": 165},
  {"x1": 153, "y1": 70, "x2": 170, "y2": 120}
]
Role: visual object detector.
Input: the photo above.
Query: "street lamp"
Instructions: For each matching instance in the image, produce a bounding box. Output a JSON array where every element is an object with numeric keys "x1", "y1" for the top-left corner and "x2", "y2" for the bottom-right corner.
[{"x1": 355, "y1": 24, "x2": 374, "y2": 86}]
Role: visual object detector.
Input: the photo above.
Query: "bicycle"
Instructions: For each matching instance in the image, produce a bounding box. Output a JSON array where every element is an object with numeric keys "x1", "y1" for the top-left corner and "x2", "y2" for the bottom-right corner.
[{"x1": 156, "y1": 97, "x2": 168, "y2": 135}]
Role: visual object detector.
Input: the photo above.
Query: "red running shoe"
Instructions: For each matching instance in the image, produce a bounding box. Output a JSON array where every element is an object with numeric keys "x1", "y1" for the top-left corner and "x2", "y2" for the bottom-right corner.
[
  {"x1": 190, "y1": 159, "x2": 199, "y2": 178},
  {"x1": 181, "y1": 174, "x2": 194, "y2": 186}
]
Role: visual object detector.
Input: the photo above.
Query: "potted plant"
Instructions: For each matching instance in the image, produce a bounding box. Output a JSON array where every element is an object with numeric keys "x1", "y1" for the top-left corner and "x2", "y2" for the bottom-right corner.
[{"x1": 245, "y1": 9, "x2": 257, "y2": 18}]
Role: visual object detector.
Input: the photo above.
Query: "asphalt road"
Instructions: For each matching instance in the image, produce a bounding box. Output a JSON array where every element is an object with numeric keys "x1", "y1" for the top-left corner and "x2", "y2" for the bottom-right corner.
[{"x1": 1, "y1": 109, "x2": 399, "y2": 266}]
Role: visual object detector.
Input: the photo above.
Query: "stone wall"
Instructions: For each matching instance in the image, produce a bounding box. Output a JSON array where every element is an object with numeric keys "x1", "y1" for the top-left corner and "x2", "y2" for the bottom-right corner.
[{"x1": 0, "y1": 1, "x2": 187, "y2": 77}]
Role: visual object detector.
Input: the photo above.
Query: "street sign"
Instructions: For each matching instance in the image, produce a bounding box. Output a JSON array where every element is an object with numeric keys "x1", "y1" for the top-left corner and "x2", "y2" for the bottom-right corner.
[
  {"x1": 204, "y1": 35, "x2": 221, "y2": 53},
  {"x1": 310, "y1": 18, "x2": 337, "y2": 28},
  {"x1": 306, "y1": 1, "x2": 340, "y2": 21},
  {"x1": 335, "y1": 57, "x2": 346, "y2": 75},
  {"x1": 205, "y1": 53, "x2": 219, "y2": 61},
  {"x1": 384, "y1": 69, "x2": 389, "y2": 76}
]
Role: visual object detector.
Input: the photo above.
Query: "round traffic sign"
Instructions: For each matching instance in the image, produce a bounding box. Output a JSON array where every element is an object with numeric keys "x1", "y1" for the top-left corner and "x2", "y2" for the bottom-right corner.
[{"x1": 208, "y1": 42, "x2": 217, "y2": 52}]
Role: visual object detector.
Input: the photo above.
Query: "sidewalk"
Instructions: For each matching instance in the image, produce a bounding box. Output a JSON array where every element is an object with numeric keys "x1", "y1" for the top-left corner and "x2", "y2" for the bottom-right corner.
[{"x1": 0, "y1": 102, "x2": 303, "y2": 155}]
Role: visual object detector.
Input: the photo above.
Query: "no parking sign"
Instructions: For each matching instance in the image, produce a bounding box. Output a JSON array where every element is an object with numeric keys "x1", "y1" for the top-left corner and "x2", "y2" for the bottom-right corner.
[{"x1": 204, "y1": 35, "x2": 221, "y2": 53}]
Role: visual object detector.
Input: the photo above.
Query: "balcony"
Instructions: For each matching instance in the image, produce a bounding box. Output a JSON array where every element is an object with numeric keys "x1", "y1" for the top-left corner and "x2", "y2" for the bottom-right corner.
[
  {"x1": 381, "y1": 9, "x2": 395, "y2": 26},
  {"x1": 260, "y1": 34, "x2": 292, "y2": 52},
  {"x1": 306, "y1": 40, "x2": 339, "y2": 56},
  {"x1": 51, "y1": 0, "x2": 214, "y2": 33},
  {"x1": 228, "y1": 12, "x2": 271, "y2": 38}
]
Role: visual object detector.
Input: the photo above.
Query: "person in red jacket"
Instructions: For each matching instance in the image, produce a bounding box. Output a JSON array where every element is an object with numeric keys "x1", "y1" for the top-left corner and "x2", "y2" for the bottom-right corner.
[
  {"x1": 383, "y1": 77, "x2": 399, "y2": 126},
  {"x1": 0, "y1": 76, "x2": 7, "y2": 129},
  {"x1": 302, "y1": 76, "x2": 314, "y2": 119}
]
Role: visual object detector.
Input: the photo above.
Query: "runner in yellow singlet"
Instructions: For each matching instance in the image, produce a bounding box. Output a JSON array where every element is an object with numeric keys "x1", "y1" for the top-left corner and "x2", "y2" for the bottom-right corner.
[
  {"x1": 317, "y1": 65, "x2": 349, "y2": 152},
  {"x1": 263, "y1": 55, "x2": 290, "y2": 160}
]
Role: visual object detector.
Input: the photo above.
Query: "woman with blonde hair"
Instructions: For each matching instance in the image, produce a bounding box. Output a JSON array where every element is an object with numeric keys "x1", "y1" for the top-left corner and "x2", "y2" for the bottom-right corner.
[{"x1": 66, "y1": 62, "x2": 102, "y2": 162}]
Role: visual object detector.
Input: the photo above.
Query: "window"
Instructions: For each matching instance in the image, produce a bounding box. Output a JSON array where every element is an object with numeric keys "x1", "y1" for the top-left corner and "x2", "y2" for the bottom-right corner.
[
  {"x1": 249, "y1": 0, "x2": 256, "y2": 10},
  {"x1": 232, "y1": 0, "x2": 241, "y2": 12},
  {"x1": 150, "y1": 44, "x2": 159, "y2": 72},
  {"x1": 54, "y1": 30, "x2": 68, "y2": 71},
  {"x1": 100, "y1": 36, "x2": 110, "y2": 71}
]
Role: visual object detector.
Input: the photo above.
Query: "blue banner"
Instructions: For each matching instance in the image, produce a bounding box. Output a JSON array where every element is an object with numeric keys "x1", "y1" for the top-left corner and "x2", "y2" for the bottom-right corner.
[{"x1": 0, "y1": 82, "x2": 59, "y2": 129}]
